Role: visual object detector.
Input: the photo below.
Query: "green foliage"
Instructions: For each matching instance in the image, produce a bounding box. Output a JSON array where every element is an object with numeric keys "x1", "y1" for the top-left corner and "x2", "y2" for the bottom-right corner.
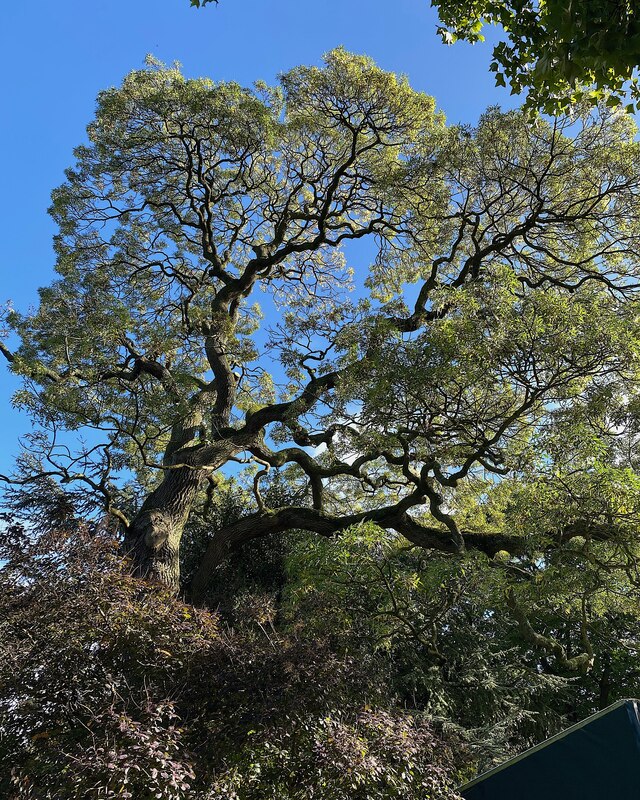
[
  {"x1": 211, "y1": 710, "x2": 461, "y2": 799},
  {"x1": 285, "y1": 524, "x2": 568, "y2": 762},
  {"x1": 433, "y1": 0, "x2": 640, "y2": 112},
  {"x1": 3, "y1": 50, "x2": 446, "y2": 489},
  {"x1": 7, "y1": 57, "x2": 640, "y2": 551},
  {"x1": 284, "y1": 518, "x2": 640, "y2": 765}
]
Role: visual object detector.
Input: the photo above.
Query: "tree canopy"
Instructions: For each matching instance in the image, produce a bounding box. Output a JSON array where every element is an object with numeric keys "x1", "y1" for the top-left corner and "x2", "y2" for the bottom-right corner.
[{"x1": 4, "y1": 48, "x2": 640, "y2": 624}]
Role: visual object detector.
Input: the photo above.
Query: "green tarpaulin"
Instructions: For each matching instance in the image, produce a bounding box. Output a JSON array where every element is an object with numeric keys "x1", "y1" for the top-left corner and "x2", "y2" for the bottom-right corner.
[{"x1": 461, "y1": 699, "x2": 640, "y2": 799}]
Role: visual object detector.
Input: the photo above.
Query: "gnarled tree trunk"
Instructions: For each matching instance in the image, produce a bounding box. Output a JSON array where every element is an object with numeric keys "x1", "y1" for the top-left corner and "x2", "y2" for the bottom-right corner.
[{"x1": 124, "y1": 466, "x2": 204, "y2": 591}]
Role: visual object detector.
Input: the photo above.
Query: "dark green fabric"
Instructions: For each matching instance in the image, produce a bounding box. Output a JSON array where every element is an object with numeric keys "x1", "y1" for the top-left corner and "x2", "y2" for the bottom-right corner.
[{"x1": 462, "y1": 701, "x2": 640, "y2": 800}]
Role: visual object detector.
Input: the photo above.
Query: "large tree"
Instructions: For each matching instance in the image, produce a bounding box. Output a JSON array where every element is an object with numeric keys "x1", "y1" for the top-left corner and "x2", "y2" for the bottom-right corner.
[{"x1": 4, "y1": 50, "x2": 640, "y2": 608}]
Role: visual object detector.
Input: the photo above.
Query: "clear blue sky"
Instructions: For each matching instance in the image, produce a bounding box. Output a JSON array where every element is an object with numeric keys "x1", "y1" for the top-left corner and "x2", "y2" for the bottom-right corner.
[{"x1": 0, "y1": 0, "x2": 515, "y2": 475}]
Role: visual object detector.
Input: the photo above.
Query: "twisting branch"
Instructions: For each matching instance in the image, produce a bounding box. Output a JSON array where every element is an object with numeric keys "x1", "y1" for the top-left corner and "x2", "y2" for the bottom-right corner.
[{"x1": 506, "y1": 588, "x2": 595, "y2": 673}]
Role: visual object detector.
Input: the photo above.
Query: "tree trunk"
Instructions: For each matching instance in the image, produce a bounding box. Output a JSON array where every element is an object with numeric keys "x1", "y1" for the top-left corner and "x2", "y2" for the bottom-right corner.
[{"x1": 124, "y1": 466, "x2": 204, "y2": 591}]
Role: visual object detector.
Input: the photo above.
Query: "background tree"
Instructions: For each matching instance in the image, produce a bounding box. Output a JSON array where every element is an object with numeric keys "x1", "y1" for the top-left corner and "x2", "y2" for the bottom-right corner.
[
  {"x1": 432, "y1": 0, "x2": 640, "y2": 113},
  {"x1": 4, "y1": 51, "x2": 640, "y2": 630}
]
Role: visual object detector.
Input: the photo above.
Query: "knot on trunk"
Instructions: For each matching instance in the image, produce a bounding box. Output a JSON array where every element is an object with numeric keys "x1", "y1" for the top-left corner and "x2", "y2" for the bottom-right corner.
[{"x1": 140, "y1": 509, "x2": 174, "y2": 551}]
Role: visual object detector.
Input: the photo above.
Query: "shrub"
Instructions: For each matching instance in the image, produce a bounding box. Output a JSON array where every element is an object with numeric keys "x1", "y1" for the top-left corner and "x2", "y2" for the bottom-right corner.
[{"x1": 0, "y1": 517, "x2": 464, "y2": 799}]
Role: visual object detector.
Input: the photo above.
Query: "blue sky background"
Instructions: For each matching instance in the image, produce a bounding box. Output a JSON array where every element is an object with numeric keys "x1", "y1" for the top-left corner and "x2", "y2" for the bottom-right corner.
[{"x1": 0, "y1": 0, "x2": 517, "y2": 476}]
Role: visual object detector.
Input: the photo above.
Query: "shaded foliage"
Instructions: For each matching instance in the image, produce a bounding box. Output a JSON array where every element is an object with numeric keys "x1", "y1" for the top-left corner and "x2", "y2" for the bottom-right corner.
[
  {"x1": 284, "y1": 516, "x2": 640, "y2": 767},
  {"x1": 0, "y1": 517, "x2": 465, "y2": 799}
]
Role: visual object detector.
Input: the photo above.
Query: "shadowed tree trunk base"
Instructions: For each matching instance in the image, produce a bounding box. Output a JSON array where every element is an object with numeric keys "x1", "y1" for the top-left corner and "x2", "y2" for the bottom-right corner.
[
  {"x1": 125, "y1": 508, "x2": 183, "y2": 590},
  {"x1": 124, "y1": 466, "x2": 204, "y2": 592}
]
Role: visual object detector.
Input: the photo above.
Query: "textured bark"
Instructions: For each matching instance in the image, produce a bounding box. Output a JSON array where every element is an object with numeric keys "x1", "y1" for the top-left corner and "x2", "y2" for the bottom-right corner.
[{"x1": 125, "y1": 466, "x2": 204, "y2": 591}]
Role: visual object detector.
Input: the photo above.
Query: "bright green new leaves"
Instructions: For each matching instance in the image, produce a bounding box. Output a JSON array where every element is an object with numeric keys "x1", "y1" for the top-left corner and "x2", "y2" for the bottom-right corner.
[
  {"x1": 348, "y1": 283, "x2": 639, "y2": 478},
  {"x1": 320, "y1": 107, "x2": 640, "y2": 488}
]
